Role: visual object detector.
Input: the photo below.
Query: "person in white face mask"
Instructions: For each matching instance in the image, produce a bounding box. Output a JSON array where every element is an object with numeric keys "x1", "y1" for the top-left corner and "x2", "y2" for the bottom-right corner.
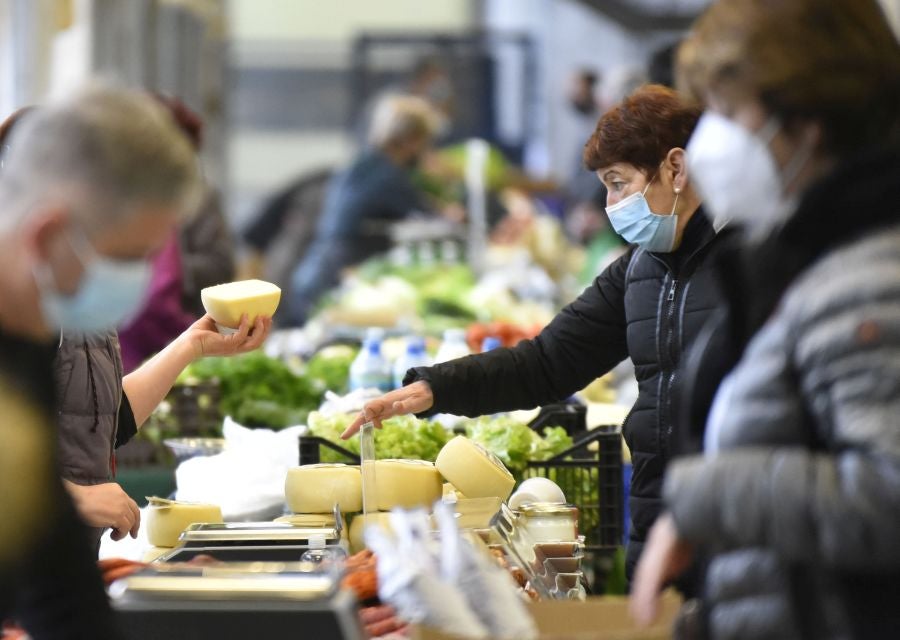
[
  {"x1": 631, "y1": 1, "x2": 900, "y2": 638},
  {"x1": 340, "y1": 84, "x2": 729, "y2": 596}
]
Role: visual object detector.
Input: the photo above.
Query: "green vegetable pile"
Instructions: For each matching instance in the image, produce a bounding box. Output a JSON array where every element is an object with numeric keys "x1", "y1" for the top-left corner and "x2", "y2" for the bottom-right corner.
[
  {"x1": 307, "y1": 412, "x2": 451, "y2": 462},
  {"x1": 179, "y1": 352, "x2": 320, "y2": 428},
  {"x1": 175, "y1": 344, "x2": 362, "y2": 430},
  {"x1": 305, "y1": 345, "x2": 358, "y2": 395},
  {"x1": 462, "y1": 416, "x2": 572, "y2": 474},
  {"x1": 354, "y1": 260, "x2": 478, "y2": 322}
]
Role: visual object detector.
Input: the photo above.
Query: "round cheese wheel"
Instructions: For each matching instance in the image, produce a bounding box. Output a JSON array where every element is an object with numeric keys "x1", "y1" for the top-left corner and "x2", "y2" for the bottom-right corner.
[
  {"x1": 348, "y1": 512, "x2": 394, "y2": 554},
  {"x1": 285, "y1": 463, "x2": 362, "y2": 514},
  {"x1": 200, "y1": 279, "x2": 281, "y2": 329},
  {"x1": 435, "y1": 436, "x2": 516, "y2": 501},
  {"x1": 373, "y1": 459, "x2": 443, "y2": 511},
  {"x1": 145, "y1": 501, "x2": 223, "y2": 548}
]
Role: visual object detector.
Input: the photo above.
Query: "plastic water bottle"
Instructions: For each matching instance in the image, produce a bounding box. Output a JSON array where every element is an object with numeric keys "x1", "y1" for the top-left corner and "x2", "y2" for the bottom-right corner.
[
  {"x1": 481, "y1": 336, "x2": 502, "y2": 352},
  {"x1": 393, "y1": 336, "x2": 432, "y2": 389},
  {"x1": 349, "y1": 330, "x2": 391, "y2": 392},
  {"x1": 434, "y1": 328, "x2": 471, "y2": 364},
  {"x1": 301, "y1": 534, "x2": 338, "y2": 567}
]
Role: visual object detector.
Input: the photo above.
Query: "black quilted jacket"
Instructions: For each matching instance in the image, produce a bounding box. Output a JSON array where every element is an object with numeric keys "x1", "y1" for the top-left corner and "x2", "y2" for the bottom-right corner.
[{"x1": 408, "y1": 209, "x2": 724, "y2": 587}]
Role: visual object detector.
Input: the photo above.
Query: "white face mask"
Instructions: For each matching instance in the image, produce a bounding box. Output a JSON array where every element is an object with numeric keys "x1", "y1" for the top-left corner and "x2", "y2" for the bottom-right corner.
[{"x1": 686, "y1": 111, "x2": 813, "y2": 240}]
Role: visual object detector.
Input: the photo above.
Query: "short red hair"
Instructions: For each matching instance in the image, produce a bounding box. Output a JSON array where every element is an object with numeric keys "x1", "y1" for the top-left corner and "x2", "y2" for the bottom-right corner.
[{"x1": 583, "y1": 84, "x2": 700, "y2": 175}]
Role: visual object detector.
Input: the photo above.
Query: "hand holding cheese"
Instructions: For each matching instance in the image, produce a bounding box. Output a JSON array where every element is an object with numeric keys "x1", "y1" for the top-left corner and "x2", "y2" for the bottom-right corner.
[{"x1": 201, "y1": 279, "x2": 281, "y2": 330}]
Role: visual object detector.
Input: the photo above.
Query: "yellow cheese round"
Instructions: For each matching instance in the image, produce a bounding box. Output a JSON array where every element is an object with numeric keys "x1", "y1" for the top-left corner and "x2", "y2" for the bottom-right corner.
[
  {"x1": 435, "y1": 436, "x2": 516, "y2": 501},
  {"x1": 145, "y1": 501, "x2": 223, "y2": 548},
  {"x1": 348, "y1": 512, "x2": 394, "y2": 553},
  {"x1": 373, "y1": 459, "x2": 443, "y2": 511},
  {"x1": 285, "y1": 464, "x2": 362, "y2": 514},
  {"x1": 200, "y1": 279, "x2": 281, "y2": 329}
]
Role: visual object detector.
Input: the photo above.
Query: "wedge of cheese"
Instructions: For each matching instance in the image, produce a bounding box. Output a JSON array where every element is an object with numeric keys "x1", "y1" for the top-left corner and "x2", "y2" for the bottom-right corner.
[
  {"x1": 285, "y1": 464, "x2": 362, "y2": 514},
  {"x1": 373, "y1": 459, "x2": 443, "y2": 511},
  {"x1": 200, "y1": 279, "x2": 281, "y2": 329},
  {"x1": 435, "y1": 436, "x2": 516, "y2": 501},
  {"x1": 145, "y1": 499, "x2": 223, "y2": 548}
]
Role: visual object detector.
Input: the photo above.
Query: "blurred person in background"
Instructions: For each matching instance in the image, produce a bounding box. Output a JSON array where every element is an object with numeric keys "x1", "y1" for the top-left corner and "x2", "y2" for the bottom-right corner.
[
  {"x1": 286, "y1": 94, "x2": 443, "y2": 324},
  {"x1": 0, "y1": 102, "x2": 266, "y2": 557},
  {"x1": 647, "y1": 41, "x2": 679, "y2": 90},
  {"x1": 117, "y1": 94, "x2": 236, "y2": 372},
  {"x1": 0, "y1": 85, "x2": 198, "y2": 640},
  {"x1": 562, "y1": 68, "x2": 627, "y2": 285},
  {"x1": 565, "y1": 68, "x2": 603, "y2": 203},
  {"x1": 630, "y1": 1, "x2": 900, "y2": 637},
  {"x1": 342, "y1": 85, "x2": 726, "y2": 595},
  {"x1": 355, "y1": 55, "x2": 455, "y2": 145}
]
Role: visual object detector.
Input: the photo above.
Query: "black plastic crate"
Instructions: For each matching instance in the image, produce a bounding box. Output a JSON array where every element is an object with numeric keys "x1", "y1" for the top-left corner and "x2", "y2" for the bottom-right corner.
[
  {"x1": 298, "y1": 435, "x2": 360, "y2": 465},
  {"x1": 522, "y1": 425, "x2": 623, "y2": 551},
  {"x1": 528, "y1": 402, "x2": 587, "y2": 439}
]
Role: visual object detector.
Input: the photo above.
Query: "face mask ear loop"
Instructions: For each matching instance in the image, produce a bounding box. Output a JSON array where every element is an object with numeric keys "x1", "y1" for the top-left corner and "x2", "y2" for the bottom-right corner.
[
  {"x1": 780, "y1": 133, "x2": 816, "y2": 192},
  {"x1": 641, "y1": 172, "x2": 657, "y2": 198},
  {"x1": 68, "y1": 225, "x2": 99, "y2": 270}
]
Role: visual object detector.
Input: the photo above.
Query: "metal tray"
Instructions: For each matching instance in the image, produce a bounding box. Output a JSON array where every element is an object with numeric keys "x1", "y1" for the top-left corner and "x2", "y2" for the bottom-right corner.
[
  {"x1": 109, "y1": 570, "x2": 335, "y2": 602},
  {"x1": 177, "y1": 522, "x2": 340, "y2": 546},
  {"x1": 156, "y1": 544, "x2": 348, "y2": 564}
]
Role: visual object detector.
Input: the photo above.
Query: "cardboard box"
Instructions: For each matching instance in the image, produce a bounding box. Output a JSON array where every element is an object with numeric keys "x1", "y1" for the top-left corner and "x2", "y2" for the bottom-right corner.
[{"x1": 411, "y1": 592, "x2": 681, "y2": 640}]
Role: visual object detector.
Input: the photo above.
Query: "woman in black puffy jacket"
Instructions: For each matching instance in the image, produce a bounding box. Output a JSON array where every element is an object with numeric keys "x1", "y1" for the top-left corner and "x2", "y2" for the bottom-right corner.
[{"x1": 342, "y1": 85, "x2": 727, "y2": 592}]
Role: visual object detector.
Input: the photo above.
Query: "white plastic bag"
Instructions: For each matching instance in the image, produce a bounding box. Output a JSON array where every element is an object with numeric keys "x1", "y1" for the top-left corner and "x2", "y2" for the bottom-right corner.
[
  {"x1": 434, "y1": 502, "x2": 538, "y2": 639},
  {"x1": 174, "y1": 418, "x2": 305, "y2": 520},
  {"x1": 365, "y1": 509, "x2": 489, "y2": 638}
]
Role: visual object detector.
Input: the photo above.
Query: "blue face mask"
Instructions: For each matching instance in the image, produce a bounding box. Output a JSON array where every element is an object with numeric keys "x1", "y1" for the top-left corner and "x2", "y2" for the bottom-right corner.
[
  {"x1": 605, "y1": 176, "x2": 679, "y2": 253},
  {"x1": 36, "y1": 230, "x2": 152, "y2": 333}
]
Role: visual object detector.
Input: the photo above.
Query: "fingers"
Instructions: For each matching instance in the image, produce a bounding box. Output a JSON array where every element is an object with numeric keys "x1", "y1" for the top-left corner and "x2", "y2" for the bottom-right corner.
[
  {"x1": 340, "y1": 412, "x2": 367, "y2": 439},
  {"x1": 233, "y1": 314, "x2": 251, "y2": 344},
  {"x1": 340, "y1": 384, "x2": 434, "y2": 439},
  {"x1": 128, "y1": 498, "x2": 141, "y2": 538},
  {"x1": 224, "y1": 315, "x2": 270, "y2": 355},
  {"x1": 629, "y1": 559, "x2": 662, "y2": 626},
  {"x1": 241, "y1": 315, "x2": 269, "y2": 351}
]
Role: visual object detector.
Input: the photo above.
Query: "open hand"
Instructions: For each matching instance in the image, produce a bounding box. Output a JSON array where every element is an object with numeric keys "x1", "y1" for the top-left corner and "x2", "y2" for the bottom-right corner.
[
  {"x1": 630, "y1": 512, "x2": 694, "y2": 626},
  {"x1": 340, "y1": 381, "x2": 434, "y2": 439},
  {"x1": 64, "y1": 480, "x2": 141, "y2": 540},
  {"x1": 186, "y1": 313, "x2": 272, "y2": 360}
]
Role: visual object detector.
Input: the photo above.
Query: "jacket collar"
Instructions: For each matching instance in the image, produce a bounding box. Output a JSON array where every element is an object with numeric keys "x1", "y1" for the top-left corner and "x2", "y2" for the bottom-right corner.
[
  {"x1": 729, "y1": 144, "x2": 900, "y2": 343},
  {"x1": 778, "y1": 144, "x2": 900, "y2": 258}
]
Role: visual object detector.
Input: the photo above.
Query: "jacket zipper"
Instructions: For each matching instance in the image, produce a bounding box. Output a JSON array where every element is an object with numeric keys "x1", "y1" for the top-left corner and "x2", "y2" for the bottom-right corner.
[
  {"x1": 649, "y1": 233, "x2": 716, "y2": 459},
  {"x1": 659, "y1": 276, "x2": 679, "y2": 458}
]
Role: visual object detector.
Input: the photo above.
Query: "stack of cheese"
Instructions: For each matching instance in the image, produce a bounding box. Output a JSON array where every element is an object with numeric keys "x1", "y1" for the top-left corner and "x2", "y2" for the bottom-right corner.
[{"x1": 283, "y1": 436, "x2": 517, "y2": 552}]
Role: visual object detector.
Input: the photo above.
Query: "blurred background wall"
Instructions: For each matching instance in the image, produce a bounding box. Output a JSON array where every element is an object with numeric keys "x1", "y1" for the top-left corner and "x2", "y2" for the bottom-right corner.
[{"x1": 1, "y1": 0, "x2": 898, "y2": 230}]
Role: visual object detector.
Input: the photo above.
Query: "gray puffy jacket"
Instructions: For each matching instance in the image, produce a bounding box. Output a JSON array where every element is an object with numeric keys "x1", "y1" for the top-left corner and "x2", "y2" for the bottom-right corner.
[{"x1": 666, "y1": 222, "x2": 900, "y2": 639}]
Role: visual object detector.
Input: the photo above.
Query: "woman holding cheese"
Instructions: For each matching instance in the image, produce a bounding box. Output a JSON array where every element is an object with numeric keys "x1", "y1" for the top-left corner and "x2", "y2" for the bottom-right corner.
[
  {"x1": 343, "y1": 84, "x2": 728, "y2": 592},
  {"x1": 0, "y1": 104, "x2": 272, "y2": 553}
]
